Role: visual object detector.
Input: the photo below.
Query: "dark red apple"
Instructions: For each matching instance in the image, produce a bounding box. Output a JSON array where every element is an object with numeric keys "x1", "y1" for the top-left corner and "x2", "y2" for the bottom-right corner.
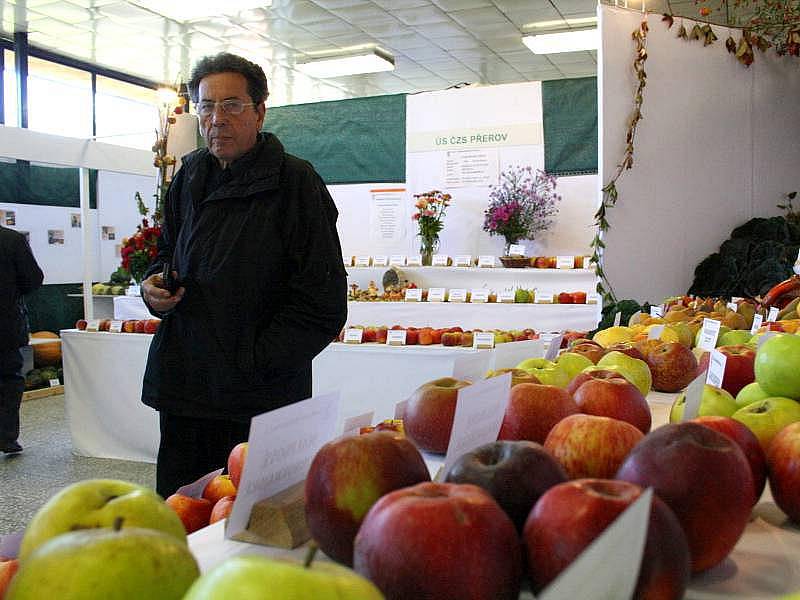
[
  {"x1": 442, "y1": 440, "x2": 567, "y2": 531},
  {"x1": 605, "y1": 341, "x2": 645, "y2": 361},
  {"x1": 691, "y1": 415, "x2": 766, "y2": 504},
  {"x1": 226, "y1": 442, "x2": 248, "y2": 489},
  {"x1": 353, "y1": 482, "x2": 522, "y2": 600},
  {"x1": 767, "y1": 421, "x2": 800, "y2": 522},
  {"x1": 615, "y1": 422, "x2": 755, "y2": 573},
  {"x1": 75, "y1": 319, "x2": 87, "y2": 330},
  {"x1": 497, "y1": 383, "x2": 578, "y2": 444},
  {"x1": 305, "y1": 430, "x2": 430, "y2": 566},
  {"x1": 716, "y1": 344, "x2": 756, "y2": 397},
  {"x1": 544, "y1": 414, "x2": 644, "y2": 479},
  {"x1": 524, "y1": 479, "x2": 690, "y2": 598},
  {"x1": 562, "y1": 330, "x2": 589, "y2": 347},
  {"x1": 644, "y1": 341, "x2": 698, "y2": 392},
  {"x1": 403, "y1": 377, "x2": 472, "y2": 453},
  {"x1": 570, "y1": 342, "x2": 608, "y2": 364},
  {"x1": 572, "y1": 377, "x2": 651, "y2": 434},
  {"x1": 565, "y1": 369, "x2": 629, "y2": 397}
]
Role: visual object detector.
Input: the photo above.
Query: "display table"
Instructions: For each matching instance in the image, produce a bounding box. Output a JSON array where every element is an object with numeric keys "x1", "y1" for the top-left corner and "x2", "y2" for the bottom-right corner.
[{"x1": 187, "y1": 395, "x2": 800, "y2": 599}]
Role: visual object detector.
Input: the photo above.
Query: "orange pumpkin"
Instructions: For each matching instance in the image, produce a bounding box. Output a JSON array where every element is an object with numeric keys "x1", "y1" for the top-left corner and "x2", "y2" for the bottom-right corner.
[{"x1": 30, "y1": 331, "x2": 62, "y2": 367}]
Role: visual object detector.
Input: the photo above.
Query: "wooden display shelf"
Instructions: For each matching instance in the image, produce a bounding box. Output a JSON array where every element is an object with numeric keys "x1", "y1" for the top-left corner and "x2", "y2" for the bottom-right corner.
[{"x1": 23, "y1": 384, "x2": 64, "y2": 401}]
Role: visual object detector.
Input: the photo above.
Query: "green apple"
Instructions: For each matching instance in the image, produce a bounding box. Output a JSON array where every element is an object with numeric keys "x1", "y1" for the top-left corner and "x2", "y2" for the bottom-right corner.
[
  {"x1": 516, "y1": 358, "x2": 570, "y2": 388},
  {"x1": 735, "y1": 382, "x2": 772, "y2": 409},
  {"x1": 718, "y1": 329, "x2": 755, "y2": 347},
  {"x1": 595, "y1": 351, "x2": 652, "y2": 396},
  {"x1": 694, "y1": 325, "x2": 730, "y2": 348},
  {"x1": 7, "y1": 527, "x2": 198, "y2": 600},
  {"x1": 555, "y1": 352, "x2": 594, "y2": 381},
  {"x1": 516, "y1": 357, "x2": 554, "y2": 371},
  {"x1": 669, "y1": 384, "x2": 738, "y2": 422},
  {"x1": 755, "y1": 334, "x2": 800, "y2": 399},
  {"x1": 183, "y1": 555, "x2": 383, "y2": 600},
  {"x1": 732, "y1": 397, "x2": 800, "y2": 451},
  {"x1": 19, "y1": 479, "x2": 186, "y2": 561}
]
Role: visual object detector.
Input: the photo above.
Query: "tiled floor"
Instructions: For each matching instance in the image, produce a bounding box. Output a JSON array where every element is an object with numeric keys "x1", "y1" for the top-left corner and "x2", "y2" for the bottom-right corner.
[{"x1": 0, "y1": 395, "x2": 155, "y2": 535}]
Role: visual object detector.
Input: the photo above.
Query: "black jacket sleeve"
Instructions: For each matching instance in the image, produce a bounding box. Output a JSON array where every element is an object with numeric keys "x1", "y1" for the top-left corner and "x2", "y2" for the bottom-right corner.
[
  {"x1": 252, "y1": 172, "x2": 347, "y2": 372},
  {"x1": 14, "y1": 234, "x2": 44, "y2": 294}
]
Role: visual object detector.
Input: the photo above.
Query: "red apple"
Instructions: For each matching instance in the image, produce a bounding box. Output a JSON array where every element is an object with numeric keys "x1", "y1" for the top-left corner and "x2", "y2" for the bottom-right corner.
[
  {"x1": 305, "y1": 430, "x2": 430, "y2": 566},
  {"x1": 767, "y1": 422, "x2": 800, "y2": 522},
  {"x1": 557, "y1": 292, "x2": 574, "y2": 304},
  {"x1": 568, "y1": 337, "x2": 602, "y2": 349},
  {"x1": 615, "y1": 422, "x2": 755, "y2": 573},
  {"x1": 362, "y1": 326, "x2": 378, "y2": 343},
  {"x1": 418, "y1": 328, "x2": 434, "y2": 345},
  {"x1": 134, "y1": 320, "x2": 146, "y2": 333},
  {"x1": 443, "y1": 440, "x2": 567, "y2": 531},
  {"x1": 570, "y1": 342, "x2": 608, "y2": 364},
  {"x1": 524, "y1": 479, "x2": 690, "y2": 598},
  {"x1": 565, "y1": 368, "x2": 629, "y2": 397},
  {"x1": 98, "y1": 319, "x2": 111, "y2": 332},
  {"x1": 572, "y1": 377, "x2": 651, "y2": 434},
  {"x1": 165, "y1": 493, "x2": 213, "y2": 534},
  {"x1": 75, "y1": 319, "x2": 87, "y2": 330},
  {"x1": 544, "y1": 414, "x2": 644, "y2": 479},
  {"x1": 715, "y1": 344, "x2": 756, "y2": 397},
  {"x1": 691, "y1": 415, "x2": 766, "y2": 504},
  {"x1": 460, "y1": 331, "x2": 474, "y2": 347},
  {"x1": 353, "y1": 482, "x2": 522, "y2": 600},
  {"x1": 405, "y1": 328, "x2": 419, "y2": 345},
  {"x1": 143, "y1": 319, "x2": 160, "y2": 334},
  {"x1": 570, "y1": 291, "x2": 588, "y2": 304},
  {"x1": 202, "y1": 474, "x2": 237, "y2": 505},
  {"x1": 561, "y1": 330, "x2": 587, "y2": 347},
  {"x1": 227, "y1": 442, "x2": 248, "y2": 489},
  {"x1": 441, "y1": 331, "x2": 462, "y2": 346},
  {"x1": 121, "y1": 320, "x2": 137, "y2": 333},
  {"x1": 497, "y1": 383, "x2": 578, "y2": 444},
  {"x1": 605, "y1": 341, "x2": 645, "y2": 361},
  {"x1": 403, "y1": 377, "x2": 472, "y2": 454},
  {"x1": 644, "y1": 341, "x2": 698, "y2": 392},
  {"x1": 0, "y1": 559, "x2": 19, "y2": 599},
  {"x1": 209, "y1": 495, "x2": 236, "y2": 525},
  {"x1": 431, "y1": 328, "x2": 445, "y2": 344},
  {"x1": 375, "y1": 326, "x2": 388, "y2": 344}
]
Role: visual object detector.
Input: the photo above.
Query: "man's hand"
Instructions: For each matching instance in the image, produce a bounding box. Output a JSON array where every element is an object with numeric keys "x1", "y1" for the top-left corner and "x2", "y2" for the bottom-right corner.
[{"x1": 142, "y1": 272, "x2": 185, "y2": 313}]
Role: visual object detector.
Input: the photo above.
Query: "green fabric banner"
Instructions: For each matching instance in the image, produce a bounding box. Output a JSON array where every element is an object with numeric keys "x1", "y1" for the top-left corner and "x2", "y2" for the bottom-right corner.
[
  {"x1": 25, "y1": 283, "x2": 84, "y2": 334},
  {"x1": 263, "y1": 94, "x2": 406, "y2": 184},
  {"x1": 0, "y1": 161, "x2": 97, "y2": 208},
  {"x1": 542, "y1": 77, "x2": 597, "y2": 176}
]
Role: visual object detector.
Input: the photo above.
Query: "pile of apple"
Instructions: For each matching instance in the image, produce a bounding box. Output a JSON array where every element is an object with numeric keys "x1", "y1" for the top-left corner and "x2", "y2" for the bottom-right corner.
[
  {"x1": 75, "y1": 318, "x2": 161, "y2": 334},
  {"x1": 337, "y1": 324, "x2": 542, "y2": 345}
]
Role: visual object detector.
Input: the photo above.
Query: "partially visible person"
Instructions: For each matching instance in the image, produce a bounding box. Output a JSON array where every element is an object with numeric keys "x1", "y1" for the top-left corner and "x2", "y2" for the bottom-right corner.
[
  {"x1": 140, "y1": 53, "x2": 348, "y2": 496},
  {"x1": 0, "y1": 225, "x2": 44, "y2": 454}
]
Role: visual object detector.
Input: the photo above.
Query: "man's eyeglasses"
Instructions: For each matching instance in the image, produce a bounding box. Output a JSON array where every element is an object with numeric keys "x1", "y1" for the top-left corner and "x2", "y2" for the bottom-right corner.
[{"x1": 196, "y1": 99, "x2": 255, "y2": 117}]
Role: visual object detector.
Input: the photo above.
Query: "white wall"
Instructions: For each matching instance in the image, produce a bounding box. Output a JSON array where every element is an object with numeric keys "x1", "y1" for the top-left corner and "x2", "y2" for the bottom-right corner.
[{"x1": 600, "y1": 5, "x2": 800, "y2": 303}]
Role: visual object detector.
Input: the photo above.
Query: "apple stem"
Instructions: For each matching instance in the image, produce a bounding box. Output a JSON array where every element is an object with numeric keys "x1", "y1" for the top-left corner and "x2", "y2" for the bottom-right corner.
[
  {"x1": 303, "y1": 543, "x2": 318, "y2": 568},
  {"x1": 113, "y1": 516, "x2": 124, "y2": 532}
]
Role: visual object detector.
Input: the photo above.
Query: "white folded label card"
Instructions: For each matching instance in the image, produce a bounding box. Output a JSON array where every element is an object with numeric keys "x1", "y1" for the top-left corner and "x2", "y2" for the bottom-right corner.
[
  {"x1": 341, "y1": 411, "x2": 374, "y2": 437},
  {"x1": 343, "y1": 328, "x2": 363, "y2": 344},
  {"x1": 394, "y1": 400, "x2": 408, "y2": 420},
  {"x1": 706, "y1": 349, "x2": 727, "y2": 388},
  {"x1": 681, "y1": 372, "x2": 707, "y2": 422},
  {"x1": 86, "y1": 319, "x2": 100, "y2": 332},
  {"x1": 647, "y1": 325, "x2": 665, "y2": 340},
  {"x1": 125, "y1": 285, "x2": 141, "y2": 296},
  {"x1": 342, "y1": 255, "x2": 352, "y2": 266},
  {"x1": 448, "y1": 288, "x2": 467, "y2": 303},
  {"x1": 587, "y1": 292, "x2": 601, "y2": 304},
  {"x1": 387, "y1": 329, "x2": 407, "y2": 346},
  {"x1": 751, "y1": 313, "x2": 764, "y2": 334},
  {"x1": 508, "y1": 244, "x2": 526, "y2": 256},
  {"x1": 432, "y1": 254, "x2": 449, "y2": 266},
  {"x1": 697, "y1": 318, "x2": 721, "y2": 351},
  {"x1": 535, "y1": 290, "x2": 553, "y2": 303},
  {"x1": 556, "y1": 256, "x2": 573, "y2": 269},
  {"x1": 389, "y1": 254, "x2": 406, "y2": 266},
  {"x1": 404, "y1": 288, "x2": 422, "y2": 302},
  {"x1": 473, "y1": 331, "x2": 495, "y2": 349},
  {"x1": 538, "y1": 489, "x2": 652, "y2": 600},
  {"x1": 544, "y1": 333, "x2": 564, "y2": 361},
  {"x1": 454, "y1": 255, "x2": 472, "y2": 267},
  {"x1": 613, "y1": 311, "x2": 622, "y2": 327},
  {"x1": 470, "y1": 289, "x2": 489, "y2": 303},
  {"x1": 428, "y1": 287, "x2": 446, "y2": 302},
  {"x1": 732, "y1": 296, "x2": 744, "y2": 302},
  {"x1": 355, "y1": 255, "x2": 370, "y2": 267},
  {"x1": 478, "y1": 255, "x2": 495, "y2": 268},
  {"x1": 406, "y1": 254, "x2": 423, "y2": 267},
  {"x1": 650, "y1": 305, "x2": 664, "y2": 318},
  {"x1": 452, "y1": 351, "x2": 493, "y2": 381},
  {"x1": 372, "y1": 255, "x2": 388, "y2": 267},
  {"x1": 109, "y1": 320, "x2": 123, "y2": 333},
  {"x1": 227, "y1": 392, "x2": 340, "y2": 540},
  {"x1": 499, "y1": 290, "x2": 515, "y2": 303},
  {"x1": 727, "y1": 302, "x2": 738, "y2": 312},
  {"x1": 443, "y1": 373, "x2": 511, "y2": 476},
  {"x1": 767, "y1": 307, "x2": 780, "y2": 322},
  {"x1": 49, "y1": 378, "x2": 60, "y2": 387}
]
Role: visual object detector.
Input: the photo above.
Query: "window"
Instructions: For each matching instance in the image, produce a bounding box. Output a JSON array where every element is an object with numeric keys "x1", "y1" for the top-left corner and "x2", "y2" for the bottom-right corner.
[
  {"x1": 28, "y1": 57, "x2": 93, "y2": 138},
  {"x1": 95, "y1": 76, "x2": 160, "y2": 150}
]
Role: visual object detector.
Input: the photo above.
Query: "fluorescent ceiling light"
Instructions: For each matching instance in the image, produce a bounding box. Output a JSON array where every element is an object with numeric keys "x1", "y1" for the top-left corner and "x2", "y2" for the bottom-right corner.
[
  {"x1": 296, "y1": 47, "x2": 395, "y2": 78},
  {"x1": 132, "y1": 0, "x2": 271, "y2": 22},
  {"x1": 522, "y1": 28, "x2": 598, "y2": 54},
  {"x1": 525, "y1": 16, "x2": 598, "y2": 30}
]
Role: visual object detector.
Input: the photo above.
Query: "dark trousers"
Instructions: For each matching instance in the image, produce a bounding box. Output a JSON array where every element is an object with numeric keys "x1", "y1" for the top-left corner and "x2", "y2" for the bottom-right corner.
[
  {"x1": 156, "y1": 411, "x2": 251, "y2": 498},
  {"x1": 0, "y1": 347, "x2": 24, "y2": 446}
]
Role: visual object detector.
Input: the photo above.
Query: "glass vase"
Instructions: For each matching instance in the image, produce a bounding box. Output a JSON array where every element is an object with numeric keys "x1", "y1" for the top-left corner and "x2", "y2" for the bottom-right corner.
[
  {"x1": 504, "y1": 237, "x2": 520, "y2": 257},
  {"x1": 420, "y1": 234, "x2": 439, "y2": 266}
]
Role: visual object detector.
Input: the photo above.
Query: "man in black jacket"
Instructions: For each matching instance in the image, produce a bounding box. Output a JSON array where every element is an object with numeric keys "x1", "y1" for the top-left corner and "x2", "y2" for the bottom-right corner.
[
  {"x1": 0, "y1": 225, "x2": 44, "y2": 454},
  {"x1": 141, "y1": 53, "x2": 347, "y2": 496}
]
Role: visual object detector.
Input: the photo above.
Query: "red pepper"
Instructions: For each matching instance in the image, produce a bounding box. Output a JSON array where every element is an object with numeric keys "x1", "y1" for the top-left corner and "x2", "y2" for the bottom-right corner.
[{"x1": 762, "y1": 275, "x2": 800, "y2": 308}]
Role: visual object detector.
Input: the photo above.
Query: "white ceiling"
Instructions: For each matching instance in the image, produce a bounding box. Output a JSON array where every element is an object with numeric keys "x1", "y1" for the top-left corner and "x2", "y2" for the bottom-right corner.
[{"x1": 1, "y1": 0, "x2": 600, "y2": 106}]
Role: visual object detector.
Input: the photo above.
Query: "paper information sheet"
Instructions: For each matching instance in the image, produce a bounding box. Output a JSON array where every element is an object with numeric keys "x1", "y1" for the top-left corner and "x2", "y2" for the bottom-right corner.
[
  {"x1": 370, "y1": 189, "x2": 405, "y2": 243},
  {"x1": 444, "y1": 148, "x2": 499, "y2": 188}
]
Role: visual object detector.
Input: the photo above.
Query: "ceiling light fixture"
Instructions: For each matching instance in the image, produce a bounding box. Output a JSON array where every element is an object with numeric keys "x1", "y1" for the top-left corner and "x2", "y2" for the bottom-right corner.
[
  {"x1": 524, "y1": 16, "x2": 598, "y2": 30},
  {"x1": 131, "y1": 0, "x2": 272, "y2": 22},
  {"x1": 296, "y1": 46, "x2": 395, "y2": 78},
  {"x1": 522, "y1": 28, "x2": 598, "y2": 54}
]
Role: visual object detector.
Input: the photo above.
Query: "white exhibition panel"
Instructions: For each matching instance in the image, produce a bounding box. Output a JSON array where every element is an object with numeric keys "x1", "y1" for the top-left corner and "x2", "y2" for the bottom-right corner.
[{"x1": 600, "y1": 5, "x2": 800, "y2": 303}]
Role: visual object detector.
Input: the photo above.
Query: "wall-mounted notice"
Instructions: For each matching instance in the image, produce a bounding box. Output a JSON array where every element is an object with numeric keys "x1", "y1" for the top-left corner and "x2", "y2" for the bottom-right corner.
[
  {"x1": 370, "y1": 189, "x2": 405, "y2": 244},
  {"x1": 444, "y1": 148, "x2": 499, "y2": 188}
]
